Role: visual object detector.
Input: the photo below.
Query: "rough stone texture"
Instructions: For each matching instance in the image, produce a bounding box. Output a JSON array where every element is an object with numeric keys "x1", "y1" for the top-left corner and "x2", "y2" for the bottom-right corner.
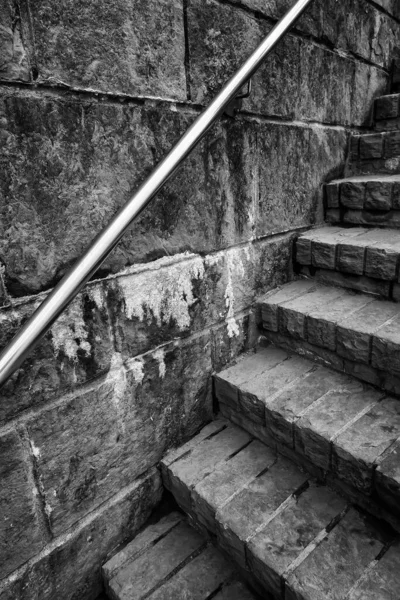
[
  {"x1": 187, "y1": 0, "x2": 387, "y2": 125},
  {"x1": 29, "y1": 0, "x2": 186, "y2": 99},
  {"x1": 247, "y1": 484, "x2": 346, "y2": 598},
  {"x1": 285, "y1": 509, "x2": 389, "y2": 600},
  {"x1": 225, "y1": 0, "x2": 400, "y2": 69},
  {"x1": 347, "y1": 132, "x2": 400, "y2": 176},
  {"x1": 0, "y1": 429, "x2": 46, "y2": 579},
  {"x1": 0, "y1": 0, "x2": 31, "y2": 82},
  {"x1": 0, "y1": 469, "x2": 162, "y2": 600},
  {"x1": 375, "y1": 441, "x2": 400, "y2": 516},
  {"x1": 25, "y1": 335, "x2": 212, "y2": 534},
  {"x1": 348, "y1": 541, "x2": 400, "y2": 600}
]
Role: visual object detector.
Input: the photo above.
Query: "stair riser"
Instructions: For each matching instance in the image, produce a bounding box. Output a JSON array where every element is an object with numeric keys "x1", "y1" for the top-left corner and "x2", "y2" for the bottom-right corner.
[
  {"x1": 325, "y1": 179, "x2": 400, "y2": 213},
  {"x1": 374, "y1": 94, "x2": 400, "y2": 131},
  {"x1": 326, "y1": 208, "x2": 400, "y2": 229},
  {"x1": 376, "y1": 118, "x2": 400, "y2": 132},
  {"x1": 347, "y1": 132, "x2": 400, "y2": 177}
]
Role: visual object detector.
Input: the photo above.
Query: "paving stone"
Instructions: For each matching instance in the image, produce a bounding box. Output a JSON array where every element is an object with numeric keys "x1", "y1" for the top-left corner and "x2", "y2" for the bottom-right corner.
[
  {"x1": 146, "y1": 544, "x2": 235, "y2": 600},
  {"x1": 375, "y1": 439, "x2": 400, "y2": 516},
  {"x1": 306, "y1": 291, "x2": 372, "y2": 351},
  {"x1": 259, "y1": 280, "x2": 316, "y2": 332},
  {"x1": 247, "y1": 483, "x2": 346, "y2": 598},
  {"x1": 239, "y1": 355, "x2": 314, "y2": 426},
  {"x1": 279, "y1": 286, "x2": 344, "y2": 341},
  {"x1": 340, "y1": 181, "x2": 366, "y2": 208},
  {"x1": 216, "y1": 457, "x2": 308, "y2": 568},
  {"x1": 285, "y1": 509, "x2": 388, "y2": 600},
  {"x1": 295, "y1": 384, "x2": 381, "y2": 471},
  {"x1": 265, "y1": 366, "x2": 349, "y2": 447},
  {"x1": 359, "y1": 134, "x2": 384, "y2": 160},
  {"x1": 103, "y1": 512, "x2": 183, "y2": 581},
  {"x1": 348, "y1": 541, "x2": 400, "y2": 600},
  {"x1": 192, "y1": 440, "x2": 275, "y2": 533},
  {"x1": 107, "y1": 521, "x2": 205, "y2": 600},
  {"x1": 372, "y1": 314, "x2": 400, "y2": 373},
  {"x1": 333, "y1": 398, "x2": 400, "y2": 493},
  {"x1": 375, "y1": 94, "x2": 400, "y2": 121},
  {"x1": 214, "y1": 348, "x2": 288, "y2": 411},
  {"x1": 365, "y1": 180, "x2": 393, "y2": 210},
  {"x1": 336, "y1": 299, "x2": 400, "y2": 364},
  {"x1": 164, "y1": 422, "x2": 251, "y2": 512}
]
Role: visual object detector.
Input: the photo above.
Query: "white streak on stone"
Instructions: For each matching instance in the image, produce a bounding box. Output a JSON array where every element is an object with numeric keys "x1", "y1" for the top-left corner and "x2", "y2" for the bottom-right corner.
[
  {"x1": 51, "y1": 298, "x2": 91, "y2": 360},
  {"x1": 119, "y1": 254, "x2": 205, "y2": 330},
  {"x1": 30, "y1": 440, "x2": 41, "y2": 459},
  {"x1": 154, "y1": 348, "x2": 166, "y2": 379}
]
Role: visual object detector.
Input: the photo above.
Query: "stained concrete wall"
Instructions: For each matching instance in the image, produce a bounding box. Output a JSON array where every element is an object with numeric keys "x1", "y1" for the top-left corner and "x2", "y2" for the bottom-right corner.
[{"x1": 0, "y1": 0, "x2": 399, "y2": 598}]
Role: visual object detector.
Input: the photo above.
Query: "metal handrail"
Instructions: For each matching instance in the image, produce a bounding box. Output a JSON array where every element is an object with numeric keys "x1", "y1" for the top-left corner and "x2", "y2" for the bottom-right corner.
[{"x1": 0, "y1": 0, "x2": 313, "y2": 387}]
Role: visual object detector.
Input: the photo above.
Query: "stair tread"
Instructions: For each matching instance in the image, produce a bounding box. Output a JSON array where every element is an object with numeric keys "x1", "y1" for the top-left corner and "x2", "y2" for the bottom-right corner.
[
  {"x1": 103, "y1": 512, "x2": 258, "y2": 600},
  {"x1": 297, "y1": 225, "x2": 400, "y2": 282},
  {"x1": 162, "y1": 419, "x2": 400, "y2": 600},
  {"x1": 214, "y1": 346, "x2": 400, "y2": 506}
]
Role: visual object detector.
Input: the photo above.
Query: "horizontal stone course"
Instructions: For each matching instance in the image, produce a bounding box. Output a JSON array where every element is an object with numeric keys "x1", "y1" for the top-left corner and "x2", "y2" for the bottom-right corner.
[
  {"x1": 187, "y1": 0, "x2": 387, "y2": 126},
  {"x1": 296, "y1": 226, "x2": 400, "y2": 287},
  {"x1": 162, "y1": 418, "x2": 400, "y2": 600}
]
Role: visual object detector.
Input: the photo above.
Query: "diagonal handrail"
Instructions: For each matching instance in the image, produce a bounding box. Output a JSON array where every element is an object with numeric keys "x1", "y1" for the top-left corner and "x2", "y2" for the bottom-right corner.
[{"x1": 0, "y1": 0, "x2": 314, "y2": 387}]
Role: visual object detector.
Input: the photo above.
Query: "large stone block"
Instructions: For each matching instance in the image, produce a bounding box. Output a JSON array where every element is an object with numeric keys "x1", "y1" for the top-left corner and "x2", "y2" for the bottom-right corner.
[
  {"x1": 0, "y1": 469, "x2": 162, "y2": 600},
  {"x1": 0, "y1": 89, "x2": 260, "y2": 296},
  {"x1": 25, "y1": 334, "x2": 212, "y2": 534},
  {"x1": 26, "y1": 0, "x2": 186, "y2": 99},
  {"x1": 256, "y1": 123, "x2": 346, "y2": 237},
  {"x1": 0, "y1": 0, "x2": 31, "y2": 81},
  {"x1": 0, "y1": 281, "x2": 113, "y2": 422},
  {"x1": 225, "y1": 0, "x2": 400, "y2": 69},
  {"x1": 0, "y1": 429, "x2": 45, "y2": 579},
  {"x1": 187, "y1": 0, "x2": 387, "y2": 125}
]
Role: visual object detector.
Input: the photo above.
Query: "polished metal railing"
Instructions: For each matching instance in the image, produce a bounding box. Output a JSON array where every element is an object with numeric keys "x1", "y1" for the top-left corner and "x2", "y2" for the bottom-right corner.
[{"x1": 0, "y1": 0, "x2": 313, "y2": 387}]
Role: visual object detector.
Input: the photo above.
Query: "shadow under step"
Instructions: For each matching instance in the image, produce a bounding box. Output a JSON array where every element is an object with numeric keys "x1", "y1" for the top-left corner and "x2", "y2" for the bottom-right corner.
[
  {"x1": 259, "y1": 279, "x2": 400, "y2": 396},
  {"x1": 102, "y1": 510, "x2": 258, "y2": 600},
  {"x1": 161, "y1": 417, "x2": 400, "y2": 600},
  {"x1": 296, "y1": 225, "x2": 400, "y2": 300}
]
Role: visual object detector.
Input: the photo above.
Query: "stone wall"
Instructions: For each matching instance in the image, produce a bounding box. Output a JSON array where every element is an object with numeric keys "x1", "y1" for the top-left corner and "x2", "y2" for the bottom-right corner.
[{"x1": 0, "y1": 0, "x2": 398, "y2": 598}]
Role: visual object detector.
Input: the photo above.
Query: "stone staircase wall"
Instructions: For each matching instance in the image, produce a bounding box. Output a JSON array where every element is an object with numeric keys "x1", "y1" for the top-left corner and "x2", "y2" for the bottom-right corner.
[{"x1": 0, "y1": 1, "x2": 399, "y2": 599}]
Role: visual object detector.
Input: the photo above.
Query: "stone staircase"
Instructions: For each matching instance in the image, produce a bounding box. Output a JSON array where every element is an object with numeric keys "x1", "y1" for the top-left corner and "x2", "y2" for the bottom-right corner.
[{"x1": 100, "y1": 90, "x2": 400, "y2": 598}]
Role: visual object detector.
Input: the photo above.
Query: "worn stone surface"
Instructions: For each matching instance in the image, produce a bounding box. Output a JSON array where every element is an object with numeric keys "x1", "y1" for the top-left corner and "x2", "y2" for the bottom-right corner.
[
  {"x1": 372, "y1": 314, "x2": 400, "y2": 374},
  {"x1": 0, "y1": 429, "x2": 45, "y2": 579},
  {"x1": 187, "y1": 0, "x2": 387, "y2": 125},
  {"x1": 295, "y1": 384, "x2": 381, "y2": 470},
  {"x1": 164, "y1": 421, "x2": 251, "y2": 513},
  {"x1": 192, "y1": 440, "x2": 276, "y2": 532},
  {"x1": 26, "y1": 335, "x2": 212, "y2": 534},
  {"x1": 260, "y1": 279, "x2": 316, "y2": 332},
  {"x1": 348, "y1": 541, "x2": 400, "y2": 600},
  {"x1": 103, "y1": 512, "x2": 184, "y2": 582},
  {"x1": 375, "y1": 441, "x2": 400, "y2": 516},
  {"x1": 247, "y1": 484, "x2": 346, "y2": 598},
  {"x1": 348, "y1": 132, "x2": 400, "y2": 176},
  {"x1": 333, "y1": 398, "x2": 400, "y2": 493},
  {"x1": 375, "y1": 94, "x2": 400, "y2": 121},
  {"x1": 285, "y1": 509, "x2": 389, "y2": 600},
  {"x1": 216, "y1": 457, "x2": 308, "y2": 567},
  {"x1": 226, "y1": 0, "x2": 400, "y2": 69},
  {"x1": 0, "y1": 0, "x2": 31, "y2": 82},
  {"x1": 29, "y1": 0, "x2": 186, "y2": 99},
  {"x1": 0, "y1": 469, "x2": 162, "y2": 600}
]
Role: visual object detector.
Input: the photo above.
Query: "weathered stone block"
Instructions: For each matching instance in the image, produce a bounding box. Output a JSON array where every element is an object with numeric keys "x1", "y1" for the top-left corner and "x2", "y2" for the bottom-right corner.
[
  {"x1": 348, "y1": 541, "x2": 400, "y2": 600},
  {"x1": 0, "y1": 429, "x2": 45, "y2": 579},
  {"x1": 359, "y1": 134, "x2": 384, "y2": 159},
  {"x1": 285, "y1": 509, "x2": 388, "y2": 600},
  {"x1": 385, "y1": 131, "x2": 400, "y2": 158},
  {"x1": 29, "y1": 0, "x2": 186, "y2": 99},
  {"x1": 0, "y1": 282, "x2": 113, "y2": 422},
  {"x1": 365, "y1": 181, "x2": 392, "y2": 210},
  {"x1": 0, "y1": 0, "x2": 31, "y2": 82},
  {"x1": 260, "y1": 279, "x2": 315, "y2": 333},
  {"x1": 372, "y1": 315, "x2": 400, "y2": 373},
  {"x1": 26, "y1": 335, "x2": 212, "y2": 534},
  {"x1": 0, "y1": 469, "x2": 162, "y2": 600},
  {"x1": 375, "y1": 442, "x2": 400, "y2": 517},
  {"x1": 375, "y1": 94, "x2": 400, "y2": 121},
  {"x1": 325, "y1": 183, "x2": 340, "y2": 209},
  {"x1": 187, "y1": 0, "x2": 386, "y2": 125},
  {"x1": 340, "y1": 181, "x2": 366, "y2": 209}
]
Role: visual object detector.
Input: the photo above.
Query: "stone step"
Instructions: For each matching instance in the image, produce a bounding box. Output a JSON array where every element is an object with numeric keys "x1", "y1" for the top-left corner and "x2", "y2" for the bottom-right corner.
[
  {"x1": 347, "y1": 131, "x2": 400, "y2": 176},
  {"x1": 258, "y1": 279, "x2": 400, "y2": 396},
  {"x1": 325, "y1": 174, "x2": 400, "y2": 230},
  {"x1": 102, "y1": 510, "x2": 259, "y2": 600},
  {"x1": 374, "y1": 93, "x2": 400, "y2": 131},
  {"x1": 295, "y1": 225, "x2": 400, "y2": 299},
  {"x1": 214, "y1": 348, "x2": 400, "y2": 522},
  {"x1": 161, "y1": 417, "x2": 400, "y2": 600}
]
